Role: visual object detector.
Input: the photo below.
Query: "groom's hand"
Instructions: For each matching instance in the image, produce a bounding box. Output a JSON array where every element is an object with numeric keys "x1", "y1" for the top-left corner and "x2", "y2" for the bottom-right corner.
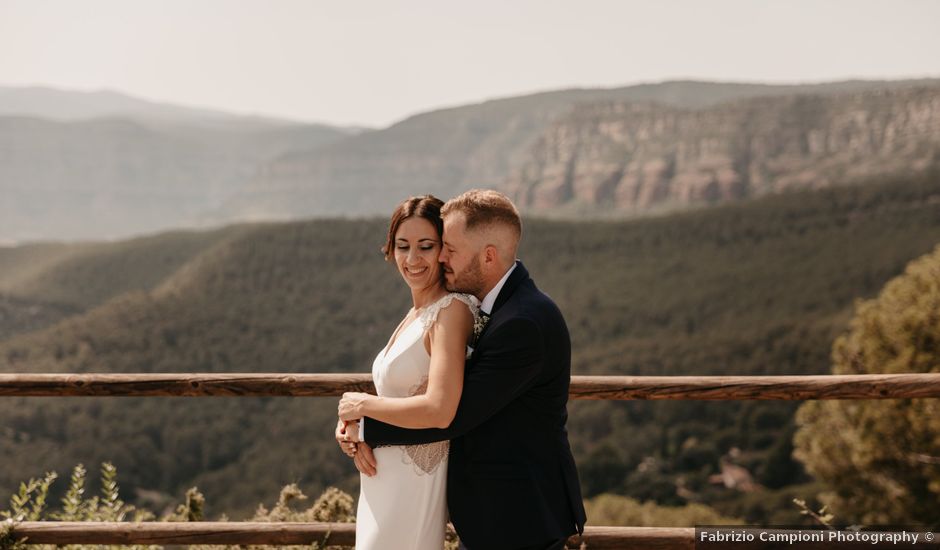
[
  {"x1": 335, "y1": 419, "x2": 376, "y2": 476},
  {"x1": 336, "y1": 419, "x2": 357, "y2": 457},
  {"x1": 335, "y1": 418, "x2": 361, "y2": 442},
  {"x1": 354, "y1": 443, "x2": 377, "y2": 477},
  {"x1": 335, "y1": 419, "x2": 357, "y2": 451}
]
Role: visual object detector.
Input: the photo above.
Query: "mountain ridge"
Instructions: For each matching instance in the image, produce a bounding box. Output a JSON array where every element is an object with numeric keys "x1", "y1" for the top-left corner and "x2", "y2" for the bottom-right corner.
[
  {"x1": 504, "y1": 85, "x2": 940, "y2": 213},
  {"x1": 0, "y1": 85, "x2": 329, "y2": 129},
  {"x1": 0, "y1": 114, "x2": 357, "y2": 242},
  {"x1": 221, "y1": 79, "x2": 940, "y2": 222},
  {"x1": 5, "y1": 78, "x2": 940, "y2": 243},
  {"x1": 398, "y1": 78, "x2": 940, "y2": 124}
]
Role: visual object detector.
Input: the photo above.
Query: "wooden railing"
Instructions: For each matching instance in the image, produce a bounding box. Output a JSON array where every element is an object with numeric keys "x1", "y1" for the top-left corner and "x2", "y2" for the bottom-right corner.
[
  {"x1": 3, "y1": 372, "x2": 940, "y2": 549},
  {"x1": 3, "y1": 372, "x2": 940, "y2": 399},
  {"x1": 10, "y1": 521, "x2": 935, "y2": 549},
  {"x1": 6, "y1": 522, "x2": 698, "y2": 549}
]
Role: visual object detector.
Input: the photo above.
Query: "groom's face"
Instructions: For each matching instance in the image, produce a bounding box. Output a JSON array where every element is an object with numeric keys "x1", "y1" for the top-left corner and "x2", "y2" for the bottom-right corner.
[{"x1": 439, "y1": 213, "x2": 486, "y2": 298}]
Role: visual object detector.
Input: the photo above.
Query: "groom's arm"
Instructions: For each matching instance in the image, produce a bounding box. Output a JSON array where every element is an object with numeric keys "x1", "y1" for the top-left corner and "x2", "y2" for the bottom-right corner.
[{"x1": 363, "y1": 316, "x2": 543, "y2": 447}]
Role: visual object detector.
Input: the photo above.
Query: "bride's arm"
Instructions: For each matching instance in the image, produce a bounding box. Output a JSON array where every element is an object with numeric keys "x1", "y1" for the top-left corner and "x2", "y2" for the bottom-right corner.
[{"x1": 338, "y1": 301, "x2": 472, "y2": 429}]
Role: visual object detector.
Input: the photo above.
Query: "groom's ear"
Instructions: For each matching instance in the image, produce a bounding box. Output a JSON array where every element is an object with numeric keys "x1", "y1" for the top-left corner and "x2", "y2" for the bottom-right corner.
[{"x1": 482, "y1": 244, "x2": 499, "y2": 266}]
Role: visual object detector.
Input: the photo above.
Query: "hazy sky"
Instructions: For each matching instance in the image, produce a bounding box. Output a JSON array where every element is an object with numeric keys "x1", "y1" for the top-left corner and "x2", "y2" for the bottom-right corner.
[{"x1": 2, "y1": 0, "x2": 939, "y2": 127}]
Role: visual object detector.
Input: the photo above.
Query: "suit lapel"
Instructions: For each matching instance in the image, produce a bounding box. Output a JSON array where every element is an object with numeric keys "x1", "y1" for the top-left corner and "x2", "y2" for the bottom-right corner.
[
  {"x1": 490, "y1": 260, "x2": 529, "y2": 315},
  {"x1": 471, "y1": 261, "x2": 529, "y2": 351}
]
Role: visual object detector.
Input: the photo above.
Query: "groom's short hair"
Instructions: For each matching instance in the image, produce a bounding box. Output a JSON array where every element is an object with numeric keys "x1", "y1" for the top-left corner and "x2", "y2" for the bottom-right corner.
[{"x1": 442, "y1": 189, "x2": 522, "y2": 241}]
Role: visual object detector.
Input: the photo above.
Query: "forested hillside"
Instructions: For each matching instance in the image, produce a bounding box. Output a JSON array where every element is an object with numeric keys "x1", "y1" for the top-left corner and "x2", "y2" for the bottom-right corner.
[{"x1": 2, "y1": 170, "x2": 939, "y2": 522}]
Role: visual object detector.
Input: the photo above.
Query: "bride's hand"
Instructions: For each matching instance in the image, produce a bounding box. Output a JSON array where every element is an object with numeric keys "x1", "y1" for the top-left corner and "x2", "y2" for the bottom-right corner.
[{"x1": 338, "y1": 392, "x2": 372, "y2": 421}]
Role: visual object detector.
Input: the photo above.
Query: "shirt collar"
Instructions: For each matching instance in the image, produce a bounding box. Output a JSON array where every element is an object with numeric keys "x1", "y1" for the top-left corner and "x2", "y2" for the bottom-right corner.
[{"x1": 480, "y1": 261, "x2": 518, "y2": 315}]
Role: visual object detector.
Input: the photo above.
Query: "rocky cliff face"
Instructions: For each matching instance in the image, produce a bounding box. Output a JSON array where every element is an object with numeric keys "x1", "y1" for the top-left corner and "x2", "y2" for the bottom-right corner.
[
  {"x1": 502, "y1": 87, "x2": 940, "y2": 214},
  {"x1": 223, "y1": 80, "x2": 940, "y2": 221}
]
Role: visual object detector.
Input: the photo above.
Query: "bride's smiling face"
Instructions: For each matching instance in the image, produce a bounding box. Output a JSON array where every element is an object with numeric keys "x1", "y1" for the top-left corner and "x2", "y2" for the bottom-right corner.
[{"x1": 393, "y1": 217, "x2": 444, "y2": 291}]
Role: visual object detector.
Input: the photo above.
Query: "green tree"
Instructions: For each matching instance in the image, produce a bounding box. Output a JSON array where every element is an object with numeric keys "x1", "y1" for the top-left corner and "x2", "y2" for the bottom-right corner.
[{"x1": 793, "y1": 244, "x2": 940, "y2": 525}]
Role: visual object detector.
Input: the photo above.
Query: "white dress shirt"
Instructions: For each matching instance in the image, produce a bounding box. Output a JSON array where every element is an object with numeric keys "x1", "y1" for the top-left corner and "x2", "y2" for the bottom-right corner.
[{"x1": 480, "y1": 261, "x2": 518, "y2": 315}]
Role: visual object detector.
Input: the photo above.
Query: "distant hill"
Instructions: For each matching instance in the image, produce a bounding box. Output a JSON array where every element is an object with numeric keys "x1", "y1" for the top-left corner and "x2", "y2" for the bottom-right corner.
[
  {"x1": 2, "y1": 169, "x2": 939, "y2": 522},
  {"x1": 0, "y1": 86, "x2": 295, "y2": 128},
  {"x1": 0, "y1": 226, "x2": 240, "y2": 348},
  {"x1": 220, "y1": 79, "x2": 940, "y2": 221},
  {"x1": 504, "y1": 85, "x2": 940, "y2": 214},
  {"x1": 0, "y1": 115, "x2": 356, "y2": 242}
]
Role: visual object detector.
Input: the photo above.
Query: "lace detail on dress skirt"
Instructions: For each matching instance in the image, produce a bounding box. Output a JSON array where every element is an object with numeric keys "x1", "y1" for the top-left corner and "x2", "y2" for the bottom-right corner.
[
  {"x1": 399, "y1": 375, "x2": 449, "y2": 475},
  {"x1": 402, "y1": 439, "x2": 449, "y2": 476}
]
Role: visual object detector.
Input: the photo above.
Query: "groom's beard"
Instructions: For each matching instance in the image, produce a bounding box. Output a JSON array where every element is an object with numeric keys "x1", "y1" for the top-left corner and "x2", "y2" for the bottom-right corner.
[{"x1": 445, "y1": 256, "x2": 485, "y2": 298}]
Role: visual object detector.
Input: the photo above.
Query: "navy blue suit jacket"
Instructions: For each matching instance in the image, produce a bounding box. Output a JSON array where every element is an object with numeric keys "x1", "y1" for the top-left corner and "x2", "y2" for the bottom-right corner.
[{"x1": 363, "y1": 261, "x2": 586, "y2": 549}]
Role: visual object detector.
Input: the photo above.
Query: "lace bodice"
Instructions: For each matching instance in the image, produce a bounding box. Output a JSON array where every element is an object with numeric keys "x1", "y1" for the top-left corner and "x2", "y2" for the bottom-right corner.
[{"x1": 417, "y1": 292, "x2": 480, "y2": 331}]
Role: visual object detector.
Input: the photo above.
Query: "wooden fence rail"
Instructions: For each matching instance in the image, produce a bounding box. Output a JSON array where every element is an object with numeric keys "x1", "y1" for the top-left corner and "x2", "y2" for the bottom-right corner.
[
  {"x1": 4, "y1": 522, "x2": 694, "y2": 549},
  {"x1": 2, "y1": 372, "x2": 940, "y2": 399},
  {"x1": 4, "y1": 372, "x2": 939, "y2": 548},
  {"x1": 7, "y1": 522, "x2": 937, "y2": 549}
]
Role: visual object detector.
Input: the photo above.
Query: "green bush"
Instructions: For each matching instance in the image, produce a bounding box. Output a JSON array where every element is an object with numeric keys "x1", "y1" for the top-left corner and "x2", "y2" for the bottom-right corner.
[{"x1": 0, "y1": 463, "x2": 355, "y2": 550}]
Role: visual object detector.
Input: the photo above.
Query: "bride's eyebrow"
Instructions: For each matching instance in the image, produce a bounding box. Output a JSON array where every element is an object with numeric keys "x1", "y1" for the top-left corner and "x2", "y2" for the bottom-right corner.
[{"x1": 395, "y1": 237, "x2": 438, "y2": 243}]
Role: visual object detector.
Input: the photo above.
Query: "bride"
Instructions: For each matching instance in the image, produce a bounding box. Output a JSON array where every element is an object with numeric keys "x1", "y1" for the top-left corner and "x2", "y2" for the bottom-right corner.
[{"x1": 336, "y1": 195, "x2": 478, "y2": 549}]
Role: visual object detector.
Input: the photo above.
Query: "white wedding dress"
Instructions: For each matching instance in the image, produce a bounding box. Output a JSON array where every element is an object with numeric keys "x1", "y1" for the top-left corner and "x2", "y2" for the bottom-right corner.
[{"x1": 356, "y1": 293, "x2": 479, "y2": 550}]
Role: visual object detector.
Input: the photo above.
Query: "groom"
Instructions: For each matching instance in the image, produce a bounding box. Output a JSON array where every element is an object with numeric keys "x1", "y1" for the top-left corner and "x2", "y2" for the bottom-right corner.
[{"x1": 340, "y1": 189, "x2": 586, "y2": 550}]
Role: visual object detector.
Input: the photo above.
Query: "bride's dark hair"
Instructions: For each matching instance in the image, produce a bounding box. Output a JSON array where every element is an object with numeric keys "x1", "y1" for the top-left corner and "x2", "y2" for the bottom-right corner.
[{"x1": 382, "y1": 195, "x2": 445, "y2": 260}]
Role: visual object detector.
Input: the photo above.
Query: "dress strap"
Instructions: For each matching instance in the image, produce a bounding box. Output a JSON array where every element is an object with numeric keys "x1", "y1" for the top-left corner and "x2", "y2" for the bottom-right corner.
[{"x1": 418, "y1": 293, "x2": 480, "y2": 331}]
